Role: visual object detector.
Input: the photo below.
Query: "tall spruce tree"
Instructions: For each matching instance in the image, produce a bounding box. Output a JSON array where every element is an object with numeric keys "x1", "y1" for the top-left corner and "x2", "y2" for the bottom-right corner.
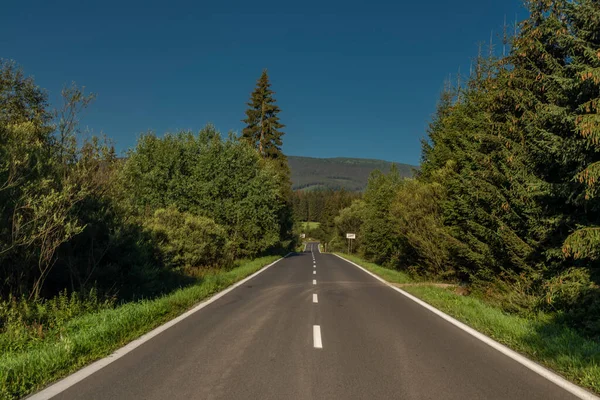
[
  {"x1": 562, "y1": 0, "x2": 600, "y2": 260},
  {"x1": 509, "y1": 0, "x2": 598, "y2": 270},
  {"x1": 242, "y1": 70, "x2": 295, "y2": 249},
  {"x1": 242, "y1": 70, "x2": 286, "y2": 161}
]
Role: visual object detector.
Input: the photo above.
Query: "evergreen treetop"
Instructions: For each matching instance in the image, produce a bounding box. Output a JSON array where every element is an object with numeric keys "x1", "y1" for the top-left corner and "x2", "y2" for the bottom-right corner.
[{"x1": 242, "y1": 70, "x2": 286, "y2": 161}]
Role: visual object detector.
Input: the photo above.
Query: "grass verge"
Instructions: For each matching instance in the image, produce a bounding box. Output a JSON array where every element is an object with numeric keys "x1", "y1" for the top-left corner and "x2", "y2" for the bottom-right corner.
[
  {"x1": 334, "y1": 253, "x2": 413, "y2": 284},
  {"x1": 335, "y1": 252, "x2": 600, "y2": 395},
  {"x1": 0, "y1": 255, "x2": 281, "y2": 400}
]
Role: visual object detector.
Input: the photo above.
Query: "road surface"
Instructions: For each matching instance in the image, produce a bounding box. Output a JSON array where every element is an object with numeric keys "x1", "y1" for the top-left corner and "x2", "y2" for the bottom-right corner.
[{"x1": 48, "y1": 242, "x2": 580, "y2": 400}]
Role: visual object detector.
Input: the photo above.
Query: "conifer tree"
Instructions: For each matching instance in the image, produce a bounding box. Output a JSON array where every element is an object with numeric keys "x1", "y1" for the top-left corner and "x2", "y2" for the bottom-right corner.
[
  {"x1": 561, "y1": 0, "x2": 600, "y2": 260},
  {"x1": 242, "y1": 70, "x2": 286, "y2": 161},
  {"x1": 242, "y1": 70, "x2": 295, "y2": 247}
]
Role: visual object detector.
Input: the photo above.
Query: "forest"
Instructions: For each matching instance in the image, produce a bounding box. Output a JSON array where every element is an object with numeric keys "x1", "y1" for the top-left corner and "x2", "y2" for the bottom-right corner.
[{"x1": 315, "y1": 0, "x2": 600, "y2": 339}]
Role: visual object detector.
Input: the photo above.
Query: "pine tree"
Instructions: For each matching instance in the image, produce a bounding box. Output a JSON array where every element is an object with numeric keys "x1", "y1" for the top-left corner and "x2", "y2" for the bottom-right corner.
[
  {"x1": 418, "y1": 43, "x2": 545, "y2": 285},
  {"x1": 242, "y1": 70, "x2": 286, "y2": 161},
  {"x1": 561, "y1": 0, "x2": 600, "y2": 260},
  {"x1": 242, "y1": 70, "x2": 295, "y2": 248}
]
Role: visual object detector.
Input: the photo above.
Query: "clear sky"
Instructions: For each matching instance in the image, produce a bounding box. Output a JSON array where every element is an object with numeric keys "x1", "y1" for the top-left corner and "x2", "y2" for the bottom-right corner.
[{"x1": 1, "y1": 0, "x2": 524, "y2": 165}]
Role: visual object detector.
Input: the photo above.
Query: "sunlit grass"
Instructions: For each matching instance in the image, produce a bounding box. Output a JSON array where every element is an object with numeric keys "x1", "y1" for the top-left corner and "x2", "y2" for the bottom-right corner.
[{"x1": 334, "y1": 252, "x2": 412, "y2": 284}]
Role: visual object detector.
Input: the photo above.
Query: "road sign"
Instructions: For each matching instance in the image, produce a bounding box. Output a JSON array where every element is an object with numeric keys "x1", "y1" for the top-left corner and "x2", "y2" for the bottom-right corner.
[
  {"x1": 346, "y1": 233, "x2": 356, "y2": 239},
  {"x1": 300, "y1": 234, "x2": 306, "y2": 239}
]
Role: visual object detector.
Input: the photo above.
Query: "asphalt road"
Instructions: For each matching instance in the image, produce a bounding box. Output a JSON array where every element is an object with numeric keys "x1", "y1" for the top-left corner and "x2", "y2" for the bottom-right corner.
[{"x1": 50, "y1": 242, "x2": 580, "y2": 400}]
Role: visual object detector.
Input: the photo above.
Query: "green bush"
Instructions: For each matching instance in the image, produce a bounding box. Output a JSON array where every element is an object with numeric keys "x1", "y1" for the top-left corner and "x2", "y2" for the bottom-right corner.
[
  {"x1": 541, "y1": 269, "x2": 600, "y2": 337},
  {"x1": 119, "y1": 127, "x2": 290, "y2": 258},
  {"x1": 146, "y1": 207, "x2": 229, "y2": 270}
]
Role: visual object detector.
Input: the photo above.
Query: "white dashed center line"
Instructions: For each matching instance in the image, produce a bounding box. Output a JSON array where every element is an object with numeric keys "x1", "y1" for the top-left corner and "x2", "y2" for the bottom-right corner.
[
  {"x1": 313, "y1": 293, "x2": 318, "y2": 303},
  {"x1": 313, "y1": 279, "x2": 317, "y2": 285},
  {"x1": 313, "y1": 325, "x2": 323, "y2": 349},
  {"x1": 313, "y1": 270, "x2": 316, "y2": 275}
]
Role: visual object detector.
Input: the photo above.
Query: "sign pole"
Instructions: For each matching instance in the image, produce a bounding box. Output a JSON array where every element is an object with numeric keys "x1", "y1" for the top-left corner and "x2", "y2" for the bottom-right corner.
[{"x1": 346, "y1": 233, "x2": 356, "y2": 254}]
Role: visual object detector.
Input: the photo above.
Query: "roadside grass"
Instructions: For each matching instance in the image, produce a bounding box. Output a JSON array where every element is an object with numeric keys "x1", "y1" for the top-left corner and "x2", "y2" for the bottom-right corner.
[
  {"x1": 335, "y1": 252, "x2": 600, "y2": 395},
  {"x1": 334, "y1": 253, "x2": 413, "y2": 284},
  {"x1": 0, "y1": 255, "x2": 280, "y2": 400}
]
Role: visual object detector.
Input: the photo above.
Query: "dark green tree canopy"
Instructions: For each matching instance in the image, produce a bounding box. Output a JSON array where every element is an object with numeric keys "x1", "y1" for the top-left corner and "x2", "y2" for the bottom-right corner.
[{"x1": 242, "y1": 70, "x2": 285, "y2": 160}]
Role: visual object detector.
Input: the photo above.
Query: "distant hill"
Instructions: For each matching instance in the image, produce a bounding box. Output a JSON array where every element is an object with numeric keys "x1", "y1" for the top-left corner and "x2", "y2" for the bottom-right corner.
[{"x1": 288, "y1": 156, "x2": 416, "y2": 191}]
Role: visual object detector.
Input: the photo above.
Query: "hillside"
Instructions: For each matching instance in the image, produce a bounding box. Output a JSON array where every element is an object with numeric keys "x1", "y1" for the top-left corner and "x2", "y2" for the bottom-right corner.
[{"x1": 288, "y1": 156, "x2": 416, "y2": 191}]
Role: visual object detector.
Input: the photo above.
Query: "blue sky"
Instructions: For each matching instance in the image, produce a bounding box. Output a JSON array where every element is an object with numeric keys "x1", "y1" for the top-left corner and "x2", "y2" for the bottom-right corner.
[{"x1": 1, "y1": 0, "x2": 523, "y2": 165}]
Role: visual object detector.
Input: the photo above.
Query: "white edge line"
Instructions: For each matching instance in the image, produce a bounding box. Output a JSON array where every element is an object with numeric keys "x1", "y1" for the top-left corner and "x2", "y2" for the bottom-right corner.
[
  {"x1": 333, "y1": 253, "x2": 599, "y2": 400},
  {"x1": 28, "y1": 253, "x2": 293, "y2": 400},
  {"x1": 313, "y1": 293, "x2": 318, "y2": 303},
  {"x1": 313, "y1": 325, "x2": 323, "y2": 348}
]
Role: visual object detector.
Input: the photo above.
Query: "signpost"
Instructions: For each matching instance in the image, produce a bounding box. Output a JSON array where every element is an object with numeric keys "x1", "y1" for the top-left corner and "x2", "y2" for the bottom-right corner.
[
  {"x1": 346, "y1": 233, "x2": 356, "y2": 253},
  {"x1": 300, "y1": 233, "x2": 306, "y2": 239}
]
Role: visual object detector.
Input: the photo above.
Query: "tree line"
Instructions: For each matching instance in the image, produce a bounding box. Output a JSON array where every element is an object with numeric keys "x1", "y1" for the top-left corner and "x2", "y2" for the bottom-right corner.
[
  {"x1": 291, "y1": 189, "x2": 361, "y2": 226},
  {"x1": 324, "y1": 0, "x2": 600, "y2": 338},
  {"x1": 0, "y1": 63, "x2": 293, "y2": 313}
]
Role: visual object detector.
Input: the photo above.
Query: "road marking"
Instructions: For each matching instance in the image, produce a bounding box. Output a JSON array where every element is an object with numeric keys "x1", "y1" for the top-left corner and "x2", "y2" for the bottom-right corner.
[
  {"x1": 313, "y1": 270, "x2": 316, "y2": 275},
  {"x1": 313, "y1": 279, "x2": 317, "y2": 285},
  {"x1": 27, "y1": 254, "x2": 293, "y2": 400},
  {"x1": 313, "y1": 265, "x2": 315, "y2": 268},
  {"x1": 333, "y1": 253, "x2": 599, "y2": 400},
  {"x1": 313, "y1": 325, "x2": 323, "y2": 349},
  {"x1": 313, "y1": 294, "x2": 318, "y2": 303}
]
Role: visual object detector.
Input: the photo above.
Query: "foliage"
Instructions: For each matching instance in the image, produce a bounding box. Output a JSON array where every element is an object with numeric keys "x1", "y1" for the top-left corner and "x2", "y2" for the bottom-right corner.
[
  {"x1": 292, "y1": 188, "x2": 359, "y2": 224},
  {"x1": 389, "y1": 176, "x2": 456, "y2": 278},
  {"x1": 0, "y1": 61, "x2": 295, "y2": 397},
  {"x1": 0, "y1": 289, "x2": 114, "y2": 354},
  {"x1": 145, "y1": 207, "x2": 229, "y2": 270},
  {"x1": 360, "y1": 166, "x2": 405, "y2": 266},
  {"x1": 242, "y1": 69, "x2": 285, "y2": 161},
  {"x1": 0, "y1": 61, "x2": 117, "y2": 299},
  {"x1": 322, "y1": 0, "x2": 600, "y2": 339},
  {"x1": 119, "y1": 127, "x2": 290, "y2": 258}
]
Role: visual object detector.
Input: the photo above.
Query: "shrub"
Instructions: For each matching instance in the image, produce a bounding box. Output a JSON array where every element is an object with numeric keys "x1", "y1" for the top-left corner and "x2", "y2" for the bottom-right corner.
[
  {"x1": 146, "y1": 207, "x2": 229, "y2": 270},
  {"x1": 541, "y1": 268, "x2": 600, "y2": 337}
]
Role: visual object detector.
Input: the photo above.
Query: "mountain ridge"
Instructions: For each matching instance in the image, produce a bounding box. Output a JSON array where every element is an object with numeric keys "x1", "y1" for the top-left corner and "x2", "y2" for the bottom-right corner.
[{"x1": 288, "y1": 155, "x2": 416, "y2": 191}]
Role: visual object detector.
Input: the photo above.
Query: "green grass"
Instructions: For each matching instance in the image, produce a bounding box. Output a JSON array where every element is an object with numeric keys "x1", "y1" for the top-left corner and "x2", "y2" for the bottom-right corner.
[
  {"x1": 335, "y1": 252, "x2": 600, "y2": 395},
  {"x1": 335, "y1": 253, "x2": 413, "y2": 284},
  {"x1": 0, "y1": 256, "x2": 280, "y2": 400},
  {"x1": 300, "y1": 221, "x2": 320, "y2": 230}
]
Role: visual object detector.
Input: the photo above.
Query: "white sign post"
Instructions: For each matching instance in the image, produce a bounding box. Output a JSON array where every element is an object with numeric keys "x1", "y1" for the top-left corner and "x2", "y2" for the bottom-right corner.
[{"x1": 346, "y1": 233, "x2": 356, "y2": 253}]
